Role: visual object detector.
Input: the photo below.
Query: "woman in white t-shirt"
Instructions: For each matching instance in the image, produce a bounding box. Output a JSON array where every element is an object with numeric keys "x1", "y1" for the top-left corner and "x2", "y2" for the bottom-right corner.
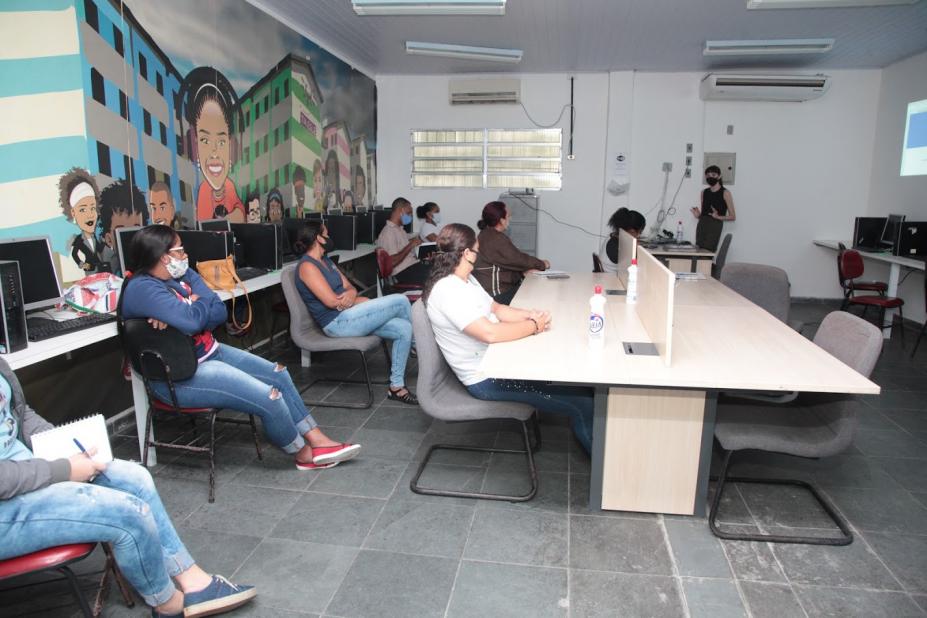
[
  {"x1": 416, "y1": 202, "x2": 442, "y2": 242},
  {"x1": 423, "y1": 223, "x2": 594, "y2": 454}
]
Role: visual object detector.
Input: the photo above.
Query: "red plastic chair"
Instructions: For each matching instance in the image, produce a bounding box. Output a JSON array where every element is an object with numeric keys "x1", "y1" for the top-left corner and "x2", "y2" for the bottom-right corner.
[
  {"x1": 375, "y1": 248, "x2": 423, "y2": 302},
  {"x1": 0, "y1": 543, "x2": 134, "y2": 617},
  {"x1": 837, "y1": 247, "x2": 888, "y2": 308}
]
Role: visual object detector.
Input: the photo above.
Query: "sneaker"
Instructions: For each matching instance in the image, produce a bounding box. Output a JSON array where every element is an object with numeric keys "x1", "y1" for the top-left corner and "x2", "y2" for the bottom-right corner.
[
  {"x1": 295, "y1": 459, "x2": 338, "y2": 471},
  {"x1": 311, "y1": 443, "x2": 362, "y2": 465},
  {"x1": 182, "y1": 575, "x2": 256, "y2": 618}
]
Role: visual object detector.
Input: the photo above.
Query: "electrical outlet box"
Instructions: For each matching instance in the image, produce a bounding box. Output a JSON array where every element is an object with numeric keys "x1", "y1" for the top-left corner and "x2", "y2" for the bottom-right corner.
[
  {"x1": 685, "y1": 168, "x2": 691, "y2": 178},
  {"x1": 703, "y1": 152, "x2": 736, "y2": 185},
  {"x1": 685, "y1": 156, "x2": 692, "y2": 166},
  {"x1": 662, "y1": 162, "x2": 673, "y2": 172},
  {"x1": 686, "y1": 143, "x2": 693, "y2": 154}
]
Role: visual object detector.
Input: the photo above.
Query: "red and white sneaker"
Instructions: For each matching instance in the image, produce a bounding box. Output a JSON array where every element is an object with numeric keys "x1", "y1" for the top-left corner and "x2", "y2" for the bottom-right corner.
[
  {"x1": 295, "y1": 460, "x2": 338, "y2": 471},
  {"x1": 311, "y1": 443, "x2": 362, "y2": 465}
]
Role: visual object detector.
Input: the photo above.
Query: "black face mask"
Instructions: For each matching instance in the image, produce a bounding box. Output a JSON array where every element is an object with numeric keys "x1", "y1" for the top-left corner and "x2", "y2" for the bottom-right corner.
[{"x1": 706, "y1": 177, "x2": 720, "y2": 186}]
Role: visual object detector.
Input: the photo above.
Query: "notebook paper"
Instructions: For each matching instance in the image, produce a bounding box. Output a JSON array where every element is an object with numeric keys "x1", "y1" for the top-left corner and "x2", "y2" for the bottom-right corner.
[{"x1": 31, "y1": 414, "x2": 113, "y2": 463}]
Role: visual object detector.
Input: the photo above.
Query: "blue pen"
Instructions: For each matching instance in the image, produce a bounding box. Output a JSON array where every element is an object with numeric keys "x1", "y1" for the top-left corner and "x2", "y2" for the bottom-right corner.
[{"x1": 73, "y1": 438, "x2": 109, "y2": 481}]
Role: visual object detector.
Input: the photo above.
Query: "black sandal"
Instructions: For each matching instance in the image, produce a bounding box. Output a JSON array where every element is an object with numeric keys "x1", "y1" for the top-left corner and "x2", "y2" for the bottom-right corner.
[{"x1": 387, "y1": 387, "x2": 419, "y2": 405}]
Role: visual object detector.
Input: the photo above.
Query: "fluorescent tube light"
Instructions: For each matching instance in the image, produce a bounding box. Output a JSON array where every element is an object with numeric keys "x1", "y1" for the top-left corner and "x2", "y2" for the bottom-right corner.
[
  {"x1": 703, "y1": 38, "x2": 835, "y2": 55},
  {"x1": 748, "y1": 0, "x2": 917, "y2": 8},
  {"x1": 405, "y1": 41, "x2": 523, "y2": 63},
  {"x1": 353, "y1": 0, "x2": 506, "y2": 15}
]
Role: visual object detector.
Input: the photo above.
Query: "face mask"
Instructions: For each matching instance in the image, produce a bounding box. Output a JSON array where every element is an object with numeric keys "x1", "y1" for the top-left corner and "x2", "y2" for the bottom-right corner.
[
  {"x1": 432, "y1": 213, "x2": 442, "y2": 224},
  {"x1": 401, "y1": 213, "x2": 413, "y2": 226},
  {"x1": 706, "y1": 177, "x2": 719, "y2": 186},
  {"x1": 466, "y1": 249, "x2": 479, "y2": 265},
  {"x1": 166, "y1": 255, "x2": 188, "y2": 279}
]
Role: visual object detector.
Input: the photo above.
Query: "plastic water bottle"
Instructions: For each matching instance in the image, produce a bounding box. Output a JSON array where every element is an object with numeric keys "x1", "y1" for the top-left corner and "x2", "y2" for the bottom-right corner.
[
  {"x1": 627, "y1": 258, "x2": 639, "y2": 305},
  {"x1": 589, "y1": 285, "x2": 606, "y2": 343},
  {"x1": 676, "y1": 220, "x2": 684, "y2": 242}
]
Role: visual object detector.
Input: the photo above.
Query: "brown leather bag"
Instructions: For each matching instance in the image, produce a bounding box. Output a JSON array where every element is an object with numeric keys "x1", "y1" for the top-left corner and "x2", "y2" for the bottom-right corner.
[{"x1": 196, "y1": 256, "x2": 252, "y2": 331}]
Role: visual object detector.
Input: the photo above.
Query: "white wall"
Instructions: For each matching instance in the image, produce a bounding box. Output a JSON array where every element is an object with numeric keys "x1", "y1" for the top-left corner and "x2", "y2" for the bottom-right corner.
[
  {"x1": 376, "y1": 73, "x2": 610, "y2": 273},
  {"x1": 378, "y1": 68, "x2": 882, "y2": 297},
  {"x1": 867, "y1": 50, "x2": 927, "y2": 325}
]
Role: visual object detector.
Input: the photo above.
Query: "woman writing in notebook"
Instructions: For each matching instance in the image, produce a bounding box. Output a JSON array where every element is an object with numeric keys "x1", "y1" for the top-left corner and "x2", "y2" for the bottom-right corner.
[
  {"x1": 424, "y1": 224, "x2": 594, "y2": 454},
  {"x1": 294, "y1": 221, "x2": 418, "y2": 404},
  {"x1": 119, "y1": 225, "x2": 361, "y2": 469},
  {"x1": 689, "y1": 165, "x2": 736, "y2": 251},
  {"x1": 0, "y1": 357, "x2": 256, "y2": 617}
]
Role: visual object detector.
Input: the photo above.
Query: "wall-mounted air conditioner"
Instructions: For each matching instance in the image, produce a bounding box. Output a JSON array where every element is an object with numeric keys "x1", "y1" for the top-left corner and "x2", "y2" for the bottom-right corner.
[
  {"x1": 449, "y1": 78, "x2": 521, "y2": 105},
  {"x1": 699, "y1": 73, "x2": 830, "y2": 102}
]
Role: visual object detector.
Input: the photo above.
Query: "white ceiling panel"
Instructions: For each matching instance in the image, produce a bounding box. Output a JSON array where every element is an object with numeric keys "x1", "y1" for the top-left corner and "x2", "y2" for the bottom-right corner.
[{"x1": 249, "y1": 0, "x2": 927, "y2": 75}]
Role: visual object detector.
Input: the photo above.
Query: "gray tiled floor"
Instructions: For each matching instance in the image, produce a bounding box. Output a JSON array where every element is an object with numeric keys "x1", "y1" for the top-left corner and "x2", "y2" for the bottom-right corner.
[{"x1": 2, "y1": 302, "x2": 926, "y2": 617}]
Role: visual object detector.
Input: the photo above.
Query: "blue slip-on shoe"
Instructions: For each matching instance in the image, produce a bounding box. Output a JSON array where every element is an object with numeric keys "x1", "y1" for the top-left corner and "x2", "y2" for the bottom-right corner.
[{"x1": 183, "y1": 575, "x2": 256, "y2": 617}]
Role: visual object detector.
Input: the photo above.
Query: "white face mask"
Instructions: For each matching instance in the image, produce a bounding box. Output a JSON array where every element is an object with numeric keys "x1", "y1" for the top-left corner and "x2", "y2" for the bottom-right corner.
[
  {"x1": 166, "y1": 255, "x2": 189, "y2": 279},
  {"x1": 432, "y1": 213, "x2": 442, "y2": 224}
]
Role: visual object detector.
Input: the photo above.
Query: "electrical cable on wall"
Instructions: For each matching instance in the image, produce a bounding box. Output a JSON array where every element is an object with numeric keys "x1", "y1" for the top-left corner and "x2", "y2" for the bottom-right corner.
[{"x1": 505, "y1": 191, "x2": 606, "y2": 239}]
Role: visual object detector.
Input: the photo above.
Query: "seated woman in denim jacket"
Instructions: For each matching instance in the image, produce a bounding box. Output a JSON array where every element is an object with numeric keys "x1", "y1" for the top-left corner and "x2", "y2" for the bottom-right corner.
[
  {"x1": 0, "y1": 357, "x2": 255, "y2": 618},
  {"x1": 119, "y1": 225, "x2": 360, "y2": 470},
  {"x1": 294, "y1": 221, "x2": 417, "y2": 404}
]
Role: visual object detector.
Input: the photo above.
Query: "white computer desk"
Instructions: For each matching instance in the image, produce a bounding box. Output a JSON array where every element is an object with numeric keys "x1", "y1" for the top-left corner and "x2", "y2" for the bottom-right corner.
[
  {"x1": 480, "y1": 272, "x2": 879, "y2": 515},
  {"x1": 814, "y1": 240, "x2": 926, "y2": 337},
  {"x1": 645, "y1": 245, "x2": 717, "y2": 275}
]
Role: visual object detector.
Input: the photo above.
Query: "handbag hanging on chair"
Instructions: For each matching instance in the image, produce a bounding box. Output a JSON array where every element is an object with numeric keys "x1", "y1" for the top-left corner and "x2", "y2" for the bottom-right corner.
[{"x1": 196, "y1": 256, "x2": 253, "y2": 334}]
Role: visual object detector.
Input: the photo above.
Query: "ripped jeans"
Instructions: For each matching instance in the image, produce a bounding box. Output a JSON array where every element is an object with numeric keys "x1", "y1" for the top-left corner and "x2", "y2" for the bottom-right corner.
[
  {"x1": 0, "y1": 460, "x2": 192, "y2": 607},
  {"x1": 149, "y1": 344, "x2": 317, "y2": 454}
]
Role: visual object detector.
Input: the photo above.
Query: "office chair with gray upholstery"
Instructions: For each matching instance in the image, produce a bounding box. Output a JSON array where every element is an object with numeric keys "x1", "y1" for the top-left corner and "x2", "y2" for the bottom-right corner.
[
  {"x1": 709, "y1": 311, "x2": 882, "y2": 546},
  {"x1": 410, "y1": 300, "x2": 539, "y2": 502},
  {"x1": 720, "y1": 262, "x2": 806, "y2": 334}
]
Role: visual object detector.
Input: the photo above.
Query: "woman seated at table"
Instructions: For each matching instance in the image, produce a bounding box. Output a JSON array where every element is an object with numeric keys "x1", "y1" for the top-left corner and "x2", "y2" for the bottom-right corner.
[
  {"x1": 598, "y1": 208, "x2": 646, "y2": 274},
  {"x1": 473, "y1": 201, "x2": 550, "y2": 305},
  {"x1": 294, "y1": 221, "x2": 418, "y2": 405},
  {"x1": 424, "y1": 224, "x2": 594, "y2": 454},
  {"x1": 119, "y1": 225, "x2": 360, "y2": 470},
  {"x1": 0, "y1": 357, "x2": 255, "y2": 618},
  {"x1": 416, "y1": 202, "x2": 442, "y2": 242}
]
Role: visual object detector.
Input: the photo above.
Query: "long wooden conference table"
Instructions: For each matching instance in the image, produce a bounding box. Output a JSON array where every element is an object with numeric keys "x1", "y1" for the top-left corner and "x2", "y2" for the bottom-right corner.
[{"x1": 480, "y1": 263, "x2": 880, "y2": 516}]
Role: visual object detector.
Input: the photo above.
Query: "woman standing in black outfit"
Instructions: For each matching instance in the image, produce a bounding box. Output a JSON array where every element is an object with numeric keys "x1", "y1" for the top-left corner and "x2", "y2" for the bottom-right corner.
[{"x1": 690, "y1": 165, "x2": 736, "y2": 251}]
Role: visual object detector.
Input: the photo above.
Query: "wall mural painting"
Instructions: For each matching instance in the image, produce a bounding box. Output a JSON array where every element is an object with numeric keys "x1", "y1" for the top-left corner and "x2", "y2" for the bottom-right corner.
[{"x1": 0, "y1": 0, "x2": 377, "y2": 282}]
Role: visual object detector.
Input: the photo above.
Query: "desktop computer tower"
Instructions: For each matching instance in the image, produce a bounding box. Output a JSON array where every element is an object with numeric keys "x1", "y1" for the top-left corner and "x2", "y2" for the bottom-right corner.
[
  {"x1": 895, "y1": 221, "x2": 927, "y2": 258},
  {"x1": 0, "y1": 261, "x2": 27, "y2": 354}
]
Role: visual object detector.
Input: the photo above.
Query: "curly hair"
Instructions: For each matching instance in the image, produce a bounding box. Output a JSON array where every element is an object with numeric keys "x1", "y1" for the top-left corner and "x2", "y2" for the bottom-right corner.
[
  {"x1": 57, "y1": 167, "x2": 99, "y2": 220},
  {"x1": 422, "y1": 223, "x2": 477, "y2": 304}
]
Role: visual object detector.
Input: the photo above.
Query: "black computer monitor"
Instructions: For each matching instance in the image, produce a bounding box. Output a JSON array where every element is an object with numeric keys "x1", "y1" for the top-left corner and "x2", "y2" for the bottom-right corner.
[
  {"x1": 199, "y1": 218, "x2": 231, "y2": 232},
  {"x1": 325, "y1": 215, "x2": 357, "y2": 251},
  {"x1": 356, "y1": 212, "x2": 374, "y2": 245},
  {"x1": 306, "y1": 212, "x2": 323, "y2": 221},
  {"x1": 230, "y1": 223, "x2": 280, "y2": 270},
  {"x1": 853, "y1": 217, "x2": 887, "y2": 251},
  {"x1": 355, "y1": 206, "x2": 369, "y2": 215},
  {"x1": 327, "y1": 207, "x2": 344, "y2": 216},
  {"x1": 0, "y1": 237, "x2": 63, "y2": 311},
  {"x1": 880, "y1": 214, "x2": 906, "y2": 249},
  {"x1": 373, "y1": 210, "x2": 391, "y2": 240},
  {"x1": 177, "y1": 230, "x2": 233, "y2": 271},
  {"x1": 281, "y1": 217, "x2": 308, "y2": 258},
  {"x1": 116, "y1": 226, "x2": 146, "y2": 275}
]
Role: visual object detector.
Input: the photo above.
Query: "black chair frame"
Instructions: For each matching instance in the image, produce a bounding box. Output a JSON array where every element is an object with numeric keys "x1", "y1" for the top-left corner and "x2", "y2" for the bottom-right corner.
[
  {"x1": 708, "y1": 446, "x2": 852, "y2": 546},
  {"x1": 298, "y1": 342, "x2": 392, "y2": 410},
  {"x1": 855, "y1": 303, "x2": 905, "y2": 346},
  {"x1": 138, "y1": 350, "x2": 263, "y2": 503},
  {"x1": 411, "y1": 414, "x2": 542, "y2": 502}
]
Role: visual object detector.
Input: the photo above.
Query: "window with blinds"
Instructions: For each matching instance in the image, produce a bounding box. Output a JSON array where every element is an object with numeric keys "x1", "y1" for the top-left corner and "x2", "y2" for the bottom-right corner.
[{"x1": 411, "y1": 129, "x2": 562, "y2": 190}]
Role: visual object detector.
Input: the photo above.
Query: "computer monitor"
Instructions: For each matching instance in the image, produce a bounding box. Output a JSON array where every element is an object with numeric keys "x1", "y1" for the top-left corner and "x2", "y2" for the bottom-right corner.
[
  {"x1": 372, "y1": 204, "x2": 385, "y2": 211},
  {"x1": 281, "y1": 217, "x2": 308, "y2": 258},
  {"x1": 373, "y1": 210, "x2": 391, "y2": 240},
  {"x1": 305, "y1": 212, "x2": 323, "y2": 221},
  {"x1": 199, "y1": 218, "x2": 231, "y2": 232},
  {"x1": 116, "y1": 226, "x2": 146, "y2": 275},
  {"x1": 880, "y1": 214, "x2": 906, "y2": 249},
  {"x1": 230, "y1": 223, "x2": 280, "y2": 270},
  {"x1": 325, "y1": 215, "x2": 357, "y2": 251},
  {"x1": 327, "y1": 207, "x2": 344, "y2": 216},
  {"x1": 355, "y1": 206, "x2": 369, "y2": 215},
  {"x1": 356, "y1": 212, "x2": 374, "y2": 245},
  {"x1": 0, "y1": 237, "x2": 63, "y2": 311},
  {"x1": 853, "y1": 217, "x2": 887, "y2": 251},
  {"x1": 177, "y1": 230, "x2": 233, "y2": 271}
]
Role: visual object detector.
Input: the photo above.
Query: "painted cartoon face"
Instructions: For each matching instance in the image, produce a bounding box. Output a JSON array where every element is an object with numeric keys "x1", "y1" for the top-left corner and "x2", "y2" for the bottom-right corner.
[
  {"x1": 196, "y1": 99, "x2": 231, "y2": 192},
  {"x1": 73, "y1": 195, "x2": 98, "y2": 235},
  {"x1": 313, "y1": 167, "x2": 323, "y2": 198},
  {"x1": 294, "y1": 179, "x2": 306, "y2": 207},
  {"x1": 104, "y1": 210, "x2": 144, "y2": 248},
  {"x1": 354, "y1": 175, "x2": 366, "y2": 205},
  {"x1": 343, "y1": 193, "x2": 353, "y2": 211},
  {"x1": 268, "y1": 198, "x2": 283, "y2": 222},
  {"x1": 247, "y1": 198, "x2": 261, "y2": 223},
  {"x1": 149, "y1": 189, "x2": 175, "y2": 226}
]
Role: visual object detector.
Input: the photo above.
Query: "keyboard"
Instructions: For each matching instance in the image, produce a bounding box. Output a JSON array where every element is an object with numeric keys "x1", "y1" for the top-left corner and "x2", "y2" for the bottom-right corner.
[
  {"x1": 236, "y1": 267, "x2": 270, "y2": 281},
  {"x1": 27, "y1": 313, "x2": 116, "y2": 342}
]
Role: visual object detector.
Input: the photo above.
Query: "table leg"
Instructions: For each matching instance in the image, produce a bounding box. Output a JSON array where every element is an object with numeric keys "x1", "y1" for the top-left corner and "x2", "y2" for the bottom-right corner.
[
  {"x1": 130, "y1": 371, "x2": 156, "y2": 466},
  {"x1": 885, "y1": 263, "x2": 901, "y2": 338},
  {"x1": 588, "y1": 387, "x2": 609, "y2": 510}
]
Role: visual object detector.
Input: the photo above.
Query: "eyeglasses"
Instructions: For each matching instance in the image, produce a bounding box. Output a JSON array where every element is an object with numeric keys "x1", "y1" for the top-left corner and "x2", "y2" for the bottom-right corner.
[{"x1": 168, "y1": 245, "x2": 186, "y2": 256}]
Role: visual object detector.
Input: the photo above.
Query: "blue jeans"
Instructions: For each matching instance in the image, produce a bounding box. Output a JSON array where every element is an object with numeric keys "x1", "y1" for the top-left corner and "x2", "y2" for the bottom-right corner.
[
  {"x1": 0, "y1": 460, "x2": 192, "y2": 607},
  {"x1": 467, "y1": 379, "x2": 594, "y2": 454},
  {"x1": 323, "y1": 294, "x2": 413, "y2": 389},
  {"x1": 150, "y1": 344, "x2": 316, "y2": 454}
]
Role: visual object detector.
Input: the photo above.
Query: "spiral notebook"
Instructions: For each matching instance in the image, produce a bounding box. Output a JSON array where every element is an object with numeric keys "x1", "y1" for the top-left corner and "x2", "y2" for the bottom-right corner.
[{"x1": 30, "y1": 414, "x2": 113, "y2": 463}]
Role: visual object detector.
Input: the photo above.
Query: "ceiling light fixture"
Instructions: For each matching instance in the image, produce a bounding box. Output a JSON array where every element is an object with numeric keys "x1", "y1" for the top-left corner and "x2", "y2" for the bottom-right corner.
[
  {"x1": 405, "y1": 41, "x2": 523, "y2": 63},
  {"x1": 703, "y1": 38, "x2": 836, "y2": 55},
  {"x1": 747, "y1": 0, "x2": 917, "y2": 9},
  {"x1": 353, "y1": 0, "x2": 506, "y2": 15}
]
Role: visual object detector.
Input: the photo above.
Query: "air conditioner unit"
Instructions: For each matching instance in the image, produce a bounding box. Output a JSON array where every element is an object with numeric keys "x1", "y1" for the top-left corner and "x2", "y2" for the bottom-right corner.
[
  {"x1": 449, "y1": 79, "x2": 521, "y2": 105},
  {"x1": 699, "y1": 73, "x2": 830, "y2": 102}
]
